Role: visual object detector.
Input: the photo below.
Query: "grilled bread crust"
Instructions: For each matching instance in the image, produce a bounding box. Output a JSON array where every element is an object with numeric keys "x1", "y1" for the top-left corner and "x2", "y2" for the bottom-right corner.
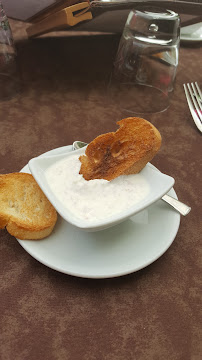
[
  {"x1": 0, "y1": 173, "x2": 57, "y2": 240},
  {"x1": 79, "y1": 117, "x2": 162, "y2": 181}
]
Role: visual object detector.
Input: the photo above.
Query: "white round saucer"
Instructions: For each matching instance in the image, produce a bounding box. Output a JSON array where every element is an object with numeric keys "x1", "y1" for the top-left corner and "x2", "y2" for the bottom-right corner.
[
  {"x1": 180, "y1": 22, "x2": 202, "y2": 43},
  {"x1": 17, "y1": 146, "x2": 180, "y2": 279}
]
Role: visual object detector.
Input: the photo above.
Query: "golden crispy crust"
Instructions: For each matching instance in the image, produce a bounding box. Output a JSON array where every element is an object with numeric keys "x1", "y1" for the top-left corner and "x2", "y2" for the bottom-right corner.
[
  {"x1": 79, "y1": 117, "x2": 161, "y2": 181},
  {"x1": 0, "y1": 173, "x2": 57, "y2": 240}
]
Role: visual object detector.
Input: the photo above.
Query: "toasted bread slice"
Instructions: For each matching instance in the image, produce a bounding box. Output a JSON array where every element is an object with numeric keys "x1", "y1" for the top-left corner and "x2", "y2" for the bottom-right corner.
[
  {"x1": 79, "y1": 117, "x2": 161, "y2": 181},
  {"x1": 0, "y1": 173, "x2": 57, "y2": 240}
]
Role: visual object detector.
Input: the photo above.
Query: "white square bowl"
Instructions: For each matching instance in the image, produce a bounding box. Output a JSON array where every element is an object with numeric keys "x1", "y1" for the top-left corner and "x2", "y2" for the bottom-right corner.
[{"x1": 29, "y1": 147, "x2": 175, "y2": 232}]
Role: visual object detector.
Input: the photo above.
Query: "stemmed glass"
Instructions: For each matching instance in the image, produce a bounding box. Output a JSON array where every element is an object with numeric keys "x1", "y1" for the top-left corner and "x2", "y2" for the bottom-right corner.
[{"x1": 0, "y1": 1, "x2": 21, "y2": 100}]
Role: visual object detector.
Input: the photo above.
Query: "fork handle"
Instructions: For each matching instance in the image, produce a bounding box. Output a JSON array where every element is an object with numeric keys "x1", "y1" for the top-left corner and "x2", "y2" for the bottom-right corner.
[{"x1": 162, "y1": 194, "x2": 191, "y2": 216}]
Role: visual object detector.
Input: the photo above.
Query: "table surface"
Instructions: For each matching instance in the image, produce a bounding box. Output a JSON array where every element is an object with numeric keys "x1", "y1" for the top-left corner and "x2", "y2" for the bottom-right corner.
[{"x1": 0, "y1": 19, "x2": 202, "y2": 360}]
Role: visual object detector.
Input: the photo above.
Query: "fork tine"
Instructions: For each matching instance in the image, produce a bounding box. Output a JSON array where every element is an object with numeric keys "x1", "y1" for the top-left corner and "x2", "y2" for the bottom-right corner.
[
  {"x1": 188, "y1": 83, "x2": 202, "y2": 123},
  {"x1": 183, "y1": 83, "x2": 202, "y2": 133},
  {"x1": 190, "y1": 82, "x2": 202, "y2": 120},
  {"x1": 194, "y1": 82, "x2": 202, "y2": 109},
  {"x1": 195, "y1": 82, "x2": 202, "y2": 100}
]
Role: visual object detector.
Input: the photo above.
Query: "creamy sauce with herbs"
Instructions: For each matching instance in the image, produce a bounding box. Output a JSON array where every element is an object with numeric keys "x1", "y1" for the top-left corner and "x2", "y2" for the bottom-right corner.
[{"x1": 45, "y1": 152, "x2": 150, "y2": 222}]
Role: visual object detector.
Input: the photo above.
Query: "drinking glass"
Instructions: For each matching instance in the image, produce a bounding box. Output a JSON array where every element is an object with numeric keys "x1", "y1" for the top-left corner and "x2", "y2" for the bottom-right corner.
[
  {"x1": 0, "y1": 2, "x2": 21, "y2": 100},
  {"x1": 109, "y1": 8, "x2": 180, "y2": 114}
]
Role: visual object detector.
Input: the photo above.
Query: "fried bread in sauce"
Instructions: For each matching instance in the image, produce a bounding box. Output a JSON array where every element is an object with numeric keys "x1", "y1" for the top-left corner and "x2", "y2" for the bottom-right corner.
[{"x1": 79, "y1": 117, "x2": 161, "y2": 181}]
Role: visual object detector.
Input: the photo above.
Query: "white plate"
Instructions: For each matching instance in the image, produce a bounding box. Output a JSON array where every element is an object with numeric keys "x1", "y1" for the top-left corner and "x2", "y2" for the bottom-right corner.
[
  {"x1": 180, "y1": 22, "x2": 202, "y2": 43},
  {"x1": 17, "y1": 146, "x2": 180, "y2": 279},
  {"x1": 28, "y1": 147, "x2": 174, "y2": 231}
]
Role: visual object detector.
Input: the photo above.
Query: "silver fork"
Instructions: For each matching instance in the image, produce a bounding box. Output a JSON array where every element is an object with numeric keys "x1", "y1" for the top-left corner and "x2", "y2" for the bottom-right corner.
[{"x1": 183, "y1": 82, "x2": 202, "y2": 133}]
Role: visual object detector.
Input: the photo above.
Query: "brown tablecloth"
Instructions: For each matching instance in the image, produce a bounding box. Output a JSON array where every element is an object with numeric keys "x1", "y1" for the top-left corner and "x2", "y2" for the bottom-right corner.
[{"x1": 0, "y1": 20, "x2": 202, "y2": 360}]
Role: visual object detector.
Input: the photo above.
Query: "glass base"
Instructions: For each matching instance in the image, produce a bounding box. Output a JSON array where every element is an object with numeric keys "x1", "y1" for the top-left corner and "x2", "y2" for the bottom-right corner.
[{"x1": 108, "y1": 82, "x2": 170, "y2": 115}]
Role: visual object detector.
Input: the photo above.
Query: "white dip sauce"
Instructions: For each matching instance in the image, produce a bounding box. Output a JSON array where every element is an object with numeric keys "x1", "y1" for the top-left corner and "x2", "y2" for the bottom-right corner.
[{"x1": 45, "y1": 151, "x2": 150, "y2": 222}]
